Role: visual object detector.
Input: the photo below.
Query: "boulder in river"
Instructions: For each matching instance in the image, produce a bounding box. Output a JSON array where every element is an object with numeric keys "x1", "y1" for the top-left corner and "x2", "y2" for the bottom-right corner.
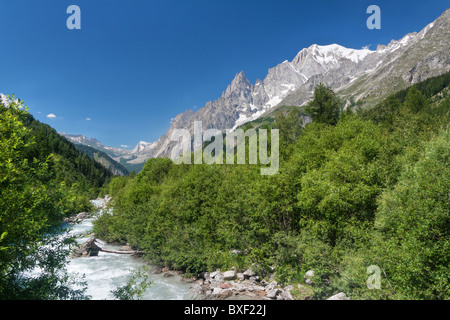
[
  {"x1": 76, "y1": 212, "x2": 91, "y2": 220},
  {"x1": 71, "y1": 237, "x2": 101, "y2": 258}
]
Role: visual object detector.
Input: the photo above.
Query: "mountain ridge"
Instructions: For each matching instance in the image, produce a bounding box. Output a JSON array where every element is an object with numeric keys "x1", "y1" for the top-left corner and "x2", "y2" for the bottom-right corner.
[
  {"x1": 58, "y1": 132, "x2": 148, "y2": 173},
  {"x1": 142, "y1": 9, "x2": 449, "y2": 160},
  {"x1": 62, "y1": 8, "x2": 450, "y2": 170}
]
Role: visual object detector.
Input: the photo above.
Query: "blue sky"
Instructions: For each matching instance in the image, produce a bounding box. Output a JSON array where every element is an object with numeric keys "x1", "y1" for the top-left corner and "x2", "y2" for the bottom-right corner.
[{"x1": 0, "y1": 0, "x2": 447, "y2": 148}]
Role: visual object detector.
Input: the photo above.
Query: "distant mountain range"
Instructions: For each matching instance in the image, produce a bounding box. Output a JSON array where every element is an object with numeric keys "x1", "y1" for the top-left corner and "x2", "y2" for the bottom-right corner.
[
  {"x1": 58, "y1": 133, "x2": 149, "y2": 173},
  {"x1": 61, "y1": 9, "x2": 450, "y2": 172},
  {"x1": 70, "y1": 143, "x2": 129, "y2": 176}
]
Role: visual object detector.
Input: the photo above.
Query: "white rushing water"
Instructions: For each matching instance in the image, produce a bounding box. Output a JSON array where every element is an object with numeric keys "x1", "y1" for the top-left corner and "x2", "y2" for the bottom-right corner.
[{"x1": 64, "y1": 199, "x2": 193, "y2": 300}]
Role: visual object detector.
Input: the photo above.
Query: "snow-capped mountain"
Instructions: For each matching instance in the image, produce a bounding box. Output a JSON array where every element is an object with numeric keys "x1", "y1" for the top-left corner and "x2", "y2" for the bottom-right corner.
[
  {"x1": 58, "y1": 133, "x2": 130, "y2": 156},
  {"x1": 59, "y1": 133, "x2": 154, "y2": 173},
  {"x1": 132, "y1": 141, "x2": 157, "y2": 154},
  {"x1": 137, "y1": 9, "x2": 449, "y2": 160},
  {"x1": 282, "y1": 10, "x2": 449, "y2": 107},
  {"x1": 137, "y1": 43, "x2": 382, "y2": 158},
  {"x1": 62, "y1": 9, "x2": 450, "y2": 167}
]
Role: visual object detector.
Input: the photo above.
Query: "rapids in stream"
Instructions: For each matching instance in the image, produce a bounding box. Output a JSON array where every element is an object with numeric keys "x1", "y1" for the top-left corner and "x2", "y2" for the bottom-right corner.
[{"x1": 64, "y1": 199, "x2": 193, "y2": 300}]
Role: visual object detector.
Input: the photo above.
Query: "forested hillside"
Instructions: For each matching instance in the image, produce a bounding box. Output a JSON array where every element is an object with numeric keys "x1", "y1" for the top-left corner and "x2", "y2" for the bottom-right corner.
[
  {"x1": 94, "y1": 71, "x2": 450, "y2": 300},
  {"x1": 19, "y1": 113, "x2": 113, "y2": 214},
  {"x1": 0, "y1": 97, "x2": 99, "y2": 299},
  {"x1": 73, "y1": 143, "x2": 129, "y2": 177}
]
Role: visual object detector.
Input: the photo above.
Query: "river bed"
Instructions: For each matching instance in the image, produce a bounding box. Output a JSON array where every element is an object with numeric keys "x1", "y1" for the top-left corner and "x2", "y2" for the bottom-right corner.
[{"x1": 65, "y1": 199, "x2": 193, "y2": 300}]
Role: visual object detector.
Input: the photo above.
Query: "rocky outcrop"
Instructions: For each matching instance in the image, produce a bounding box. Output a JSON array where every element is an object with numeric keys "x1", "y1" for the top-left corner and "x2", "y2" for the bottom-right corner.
[
  {"x1": 64, "y1": 195, "x2": 111, "y2": 223},
  {"x1": 243, "y1": 268, "x2": 256, "y2": 278}
]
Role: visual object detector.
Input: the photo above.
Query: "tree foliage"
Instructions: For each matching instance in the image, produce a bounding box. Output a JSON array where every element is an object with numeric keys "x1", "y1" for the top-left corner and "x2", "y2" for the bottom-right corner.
[
  {"x1": 0, "y1": 98, "x2": 89, "y2": 299},
  {"x1": 305, "y1": 83, "x2": 341, "y2": 125}
]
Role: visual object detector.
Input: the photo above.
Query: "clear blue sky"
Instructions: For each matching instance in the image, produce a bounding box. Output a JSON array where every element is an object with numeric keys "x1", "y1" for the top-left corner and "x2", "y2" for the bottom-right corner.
[{"x1": 0, "y1": 0, "x2": 447, "y2": 148}]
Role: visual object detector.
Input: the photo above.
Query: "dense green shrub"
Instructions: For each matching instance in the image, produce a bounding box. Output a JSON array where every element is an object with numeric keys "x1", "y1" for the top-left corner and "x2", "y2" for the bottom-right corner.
[{"x1": 93, "y1": 72, "x2": 450, "y2": 299}]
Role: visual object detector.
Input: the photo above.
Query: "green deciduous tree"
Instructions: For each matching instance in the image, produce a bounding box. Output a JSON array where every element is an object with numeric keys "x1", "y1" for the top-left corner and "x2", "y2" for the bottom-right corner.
[
  {"x1": 373, "y1": 129, "x2": 450, "y2": 299},
  {"x1": 0, "y1": 97, "x2": 88, "y2": 300},
  {"x1": 404, "y1": 85, "x2": 428, "y2": 113}
]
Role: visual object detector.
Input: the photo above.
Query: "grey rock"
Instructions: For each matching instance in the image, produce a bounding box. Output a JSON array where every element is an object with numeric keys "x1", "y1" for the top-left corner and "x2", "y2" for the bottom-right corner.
[
  {"x1": 189, "y1": 284, "x2": 203, "y2": 294},
  {"x1": 243, "y1": 269, "x2": 255, "y2": 278},
  {"x1": 280, "y1": 289, "x2": 294, "y2": 300},
  {"x1": 305, "y1": 270, "x2": 315, "y2": 285},
  {"x1": 76, "y1": 212, "x2": 90, "y2": 220},
  {"x1": 266, "y1": 288, "x2": 281, "y2": 299},
  {"x1": 209, "y1": 279, "x2": 221, "y2": 289},
  {"x1": 233, "y1": 283, "x2": 246, "y2": 292},
  {"x1": 214, "y1": 272, "x2": 224, "y2": 281},
  {"x1": 196, "y1": 279, "x2": 204, "y2": 286},
  {"x1": 265, "y1": 281, "x2": 278, "y2": 292},
  {"x1": 326, "y1": 292, "x2": 351, "y2": 300},
  {"x1": 198, "y1": 271, "x2": 209, "y2": 280},
  {"x1": 284, "y1": 285, "x2": 293, "y2": 291},
  {"x1": 71, "y1": 238, "x2": 101, "y2": 258},
  {"x1": 212, "y1": 288, "x2": 222, "y2": 296},
  {"x1": 223, "y1": 271, "x2": 236, "y2": 280},
  {"x1": 253, "y1": 285, "x2": 265, "y2": 291}
]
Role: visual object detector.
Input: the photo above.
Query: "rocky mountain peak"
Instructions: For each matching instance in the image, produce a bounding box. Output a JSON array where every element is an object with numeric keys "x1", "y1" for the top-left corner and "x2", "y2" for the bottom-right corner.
[
  {"x1": 232, "y1": 70, "x2": 247, "y2": 82},
  {"x1": 221, "y1": 71, "x2": 252, "y2": 99},
  {"x1": 61, "y1": 9, "x2": 450, "y2": 166}
]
